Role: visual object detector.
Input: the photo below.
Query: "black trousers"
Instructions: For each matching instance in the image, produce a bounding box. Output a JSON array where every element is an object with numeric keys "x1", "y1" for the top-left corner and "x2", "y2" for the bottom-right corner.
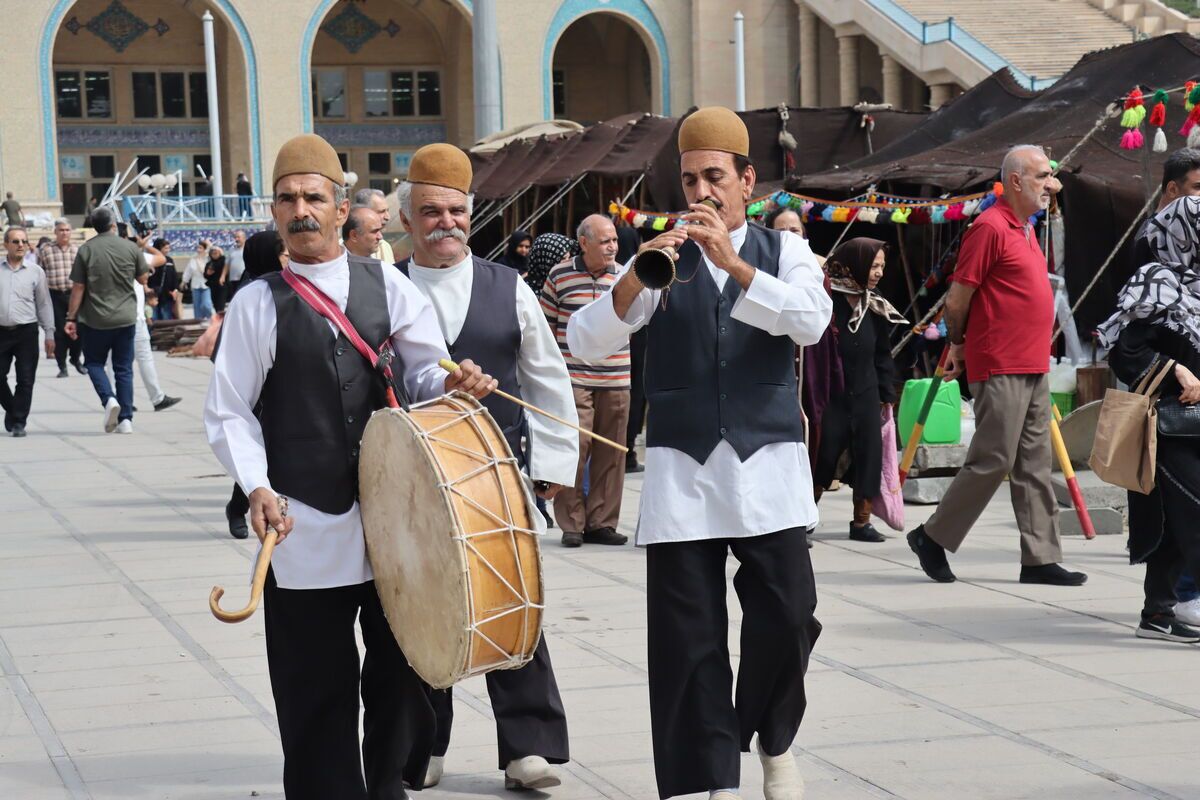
[
  {"x1": 426, "y1": 636, "x2": 569, "y2": 769},
  {"x1": 0, "y1": 323, "x2": 39, "y2": 428},
  {"x1": 49, "y1": 289, "x2": 81, "y2": 368},
  {"x1": 228, "y1": 483, "x2": 249, "y2": 516},
  {"x1": 263, "y1": 570, "x2": 435, "y2": 799},
  {"x1": 626, "y1": 327, "x2": 648, "y2": 451},
  {"x1": 646, "y1": 528, "x2": 820, "y2": 799},
  {"x1": 1143, "y1": 443, "x2": 1200, "y2": 619}
]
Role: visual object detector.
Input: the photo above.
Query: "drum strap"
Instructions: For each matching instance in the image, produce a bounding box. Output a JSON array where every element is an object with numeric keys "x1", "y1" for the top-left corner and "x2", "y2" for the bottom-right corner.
[{"x1": 281, "y1": 267, "x2": 405, "y2": 410}]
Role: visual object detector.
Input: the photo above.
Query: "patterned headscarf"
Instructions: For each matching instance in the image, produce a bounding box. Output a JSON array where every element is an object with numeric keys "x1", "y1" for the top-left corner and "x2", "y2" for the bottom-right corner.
[
  {"x1": 825, "y1": 237, "x2": 907, "y2": 333},
  {"x1": 525, "y1": 232, "x2": 581, "y2": 294},
  {"x1": 1097, "y1": 196, "x2": 1200, "y2": 352}
]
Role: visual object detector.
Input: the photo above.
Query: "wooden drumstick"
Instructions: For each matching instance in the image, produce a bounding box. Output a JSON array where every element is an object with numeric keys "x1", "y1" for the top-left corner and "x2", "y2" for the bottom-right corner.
[
  {"x1": 439, "y1": 358, "x2": 629, "y2": 454},
  {"x1": 210, "y1": 497, "x2": 288, "y2": 623}
]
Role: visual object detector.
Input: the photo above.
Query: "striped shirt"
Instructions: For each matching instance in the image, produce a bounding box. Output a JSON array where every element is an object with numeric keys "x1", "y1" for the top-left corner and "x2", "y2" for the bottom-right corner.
[
  {"x1": 37, "y1": 241, "x2": 78, "y2": 291},
  {"x1": 540, "y1": 256, "x2": 630, "y2": 388}
]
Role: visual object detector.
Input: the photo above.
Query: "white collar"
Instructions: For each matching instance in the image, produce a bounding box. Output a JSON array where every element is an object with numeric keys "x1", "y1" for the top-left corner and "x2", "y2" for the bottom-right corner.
[
  {"x1": 287, "y1": 249, "x2": 348, "y2": 279},
  {"x1": 409, "y1": 249, "x2": 473, "y2": 281}
]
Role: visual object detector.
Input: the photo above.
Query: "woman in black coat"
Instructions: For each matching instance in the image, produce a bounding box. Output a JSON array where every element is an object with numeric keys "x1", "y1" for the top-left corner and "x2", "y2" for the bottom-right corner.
[
  {"x1": 1099, "y1": 196, "x2": 1200, "y2": 643},
  {"x1": 812, "y1": 238, "x2": 906, "y2": 542},
  {"x1": 495, "y1": 230, "x2": 532, "y2": 274}
]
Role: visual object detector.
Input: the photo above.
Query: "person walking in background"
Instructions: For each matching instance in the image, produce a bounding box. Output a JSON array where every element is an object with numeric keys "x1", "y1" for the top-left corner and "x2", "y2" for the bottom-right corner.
[
  {"x1": 525, "y1": 233, "x2": 579, "y2": 296},
  {"x1": 206, "y1": 245, "x2": 227, "y2": 313},
  {"x1": 496, "y1": 230, "x2": 532, "y2": 275},
  {"x1": 0, "y1": 227, "x2": 54, "y2": 437},
  {"x1": 182, "y1": 241, "x2": 213, "y2": 320},
  {"x1": 63, "y1": 207, "x2": 148, "y2": 434},
  {"x1": 906, "y1": 145, "x2": 1087, "y2": 586},
  {"x1": 541, "y1": 214, "x2": 631, "y2": 548},
  {"x1": 2, "y1": 192, "x2": 24, "y2": 228},
  {"x1": 236, "y1": 173, "x2": 253, "y2": 219},
  {"x1": 221, "y1": 231, "x2": 247, "y2": 301},
  {"x1": 354, "y1": 188, "x2": 396, "y2": 263},
  {"x1": 130, "y1": 244, "x2": 181, "y2": 415},
  {"x1": 811, "y1": 238, "x2": 906, "y2": 542},
  {"x1": 147, "y1": 238, "x2": 179, "y2": 320},
  {"x1": 37, "y1": 218, "x2": 84, "y2": 377},
  {"x1": 342, "y1": 206, "x2": 384, "y2": 259}
]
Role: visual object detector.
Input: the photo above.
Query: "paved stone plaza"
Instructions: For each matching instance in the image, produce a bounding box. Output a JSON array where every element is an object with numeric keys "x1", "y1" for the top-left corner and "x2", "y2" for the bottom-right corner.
[{"x1": 2, "y1": 355, "x2": 1198, "y2": 800}]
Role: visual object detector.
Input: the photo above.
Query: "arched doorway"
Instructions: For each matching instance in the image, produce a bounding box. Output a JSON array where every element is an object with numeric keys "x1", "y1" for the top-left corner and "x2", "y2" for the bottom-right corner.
[
  {"x1": 50, "y1": 0, "x2": 257, "y2": 218},
  {"x1": 550, "y1": 13, "x2": 655, "y2": 124},
  {"x1": 306, "y1": 0, "x2": 472, "y2": 196}
]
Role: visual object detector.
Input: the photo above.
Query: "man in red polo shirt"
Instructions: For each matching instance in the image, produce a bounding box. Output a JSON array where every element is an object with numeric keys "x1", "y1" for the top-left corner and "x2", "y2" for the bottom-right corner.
[{"x1": 907, "y1": 144, "x2": 1087, "y2": 586}]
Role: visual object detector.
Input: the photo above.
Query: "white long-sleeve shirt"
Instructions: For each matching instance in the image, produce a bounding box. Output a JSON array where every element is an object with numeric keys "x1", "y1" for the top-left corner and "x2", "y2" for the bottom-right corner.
[
  {"x1": 567, "y1": 224, "x2": 831, "y2": 545},
  {"x1": 405, "y1": 253, "x2": 579, "y2": 487},
  {"x1": 204, "y1": 250, "x2": 450, "y2": 589}
]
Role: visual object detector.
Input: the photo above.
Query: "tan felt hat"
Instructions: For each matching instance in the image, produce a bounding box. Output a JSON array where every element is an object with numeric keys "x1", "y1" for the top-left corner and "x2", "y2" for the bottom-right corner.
[
  {"x1": 677, "y1": 106, "x2": 750, "y2": 157},
  {"x1": 407, "y1": 143, "x2": 473, "y2": 194},
  {"x1": 272, "y1": 133, "x2": 344, "y2": 190}
]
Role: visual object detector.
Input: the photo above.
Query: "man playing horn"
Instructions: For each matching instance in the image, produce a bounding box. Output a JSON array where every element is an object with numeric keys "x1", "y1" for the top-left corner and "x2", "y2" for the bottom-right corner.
[
  {"x1": 568, "y1": 106, "x2": 831, "y2": 800},
  {"x1": 203, "y1": 133, "x2": 493, "y2": 799}
]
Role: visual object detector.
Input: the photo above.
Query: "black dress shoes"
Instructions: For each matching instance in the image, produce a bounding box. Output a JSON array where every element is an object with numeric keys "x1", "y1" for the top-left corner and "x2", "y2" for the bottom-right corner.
[
  {"x1": 907, "y1": 525, "x2": 956, "y2": 583},
  {"x1": 71, "y1": 359, "x2": 86, "y2": 375},
  {"x1": 1020, "y1": 563, "x2": 1087, "y2": 586},
  {"x1": 11, "y1": 425, "x2": 26, "y2": 438},
  {"x1": 561, "y1": 532, "x2": 583, "y2": 548},
  {"x1": 227, "y1": 510, "x2": 249, "y2": 540},
  {"x1": 849, "y1": 522, "x2": 886, "y2": 543},
  {"x1": 583, "y1": 527, "x2": 628, "y2": 545}
]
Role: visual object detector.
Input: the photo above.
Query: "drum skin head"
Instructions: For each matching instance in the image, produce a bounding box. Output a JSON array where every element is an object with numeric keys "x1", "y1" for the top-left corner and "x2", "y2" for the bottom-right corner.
[{"x1": 359, "y1": 394, "x2": 542, "y2": 689}]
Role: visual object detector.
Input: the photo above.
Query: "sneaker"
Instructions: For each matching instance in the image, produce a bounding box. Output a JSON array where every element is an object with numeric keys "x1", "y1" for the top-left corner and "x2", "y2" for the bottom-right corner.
[
  {"x1": 758, "y1": 740, "x2": 804, "y2": 800},
  {"x1": 561, "y1": 532, "x2": 583, "y2": 548},
  {"x1": 1174, "y1": 598, "x2": 1200, "y2": 627},
  {"x1": 583, "y1": 526, "x2": 628, "y2": 545},
  {"x1": 1136, "y1": 616, "x2": 1200, "y2": 643},
  {"x1": 102, "y1": 397, "x2": 121, "y2": 432},
  {"x1": 56, "y1": 367, "x2": 68, "y2": 378},
  {"x1": 849, "y1": 522, "x2": 886, "y2": 543},
  {"x1": 115, "y1": 419, "x2": 133, "y2": 434},
  {"x1": 907, "y1": 525, "x2": 956, "y2": 583},
  {"x1": 1019, "y1": 563, "x2": 1087, "y2": 586},
  {"x1": 421, "y1": 755, "x2": 444, "y2": 788},
  {"x1": 154, "y1": 395, "x2": 182, "y2": 412},
  {"x1": 504, "y1": 756, "x2": 561, "y2": 791},
  {"x1": 11, "y1": 425, "x2": 26, "y2": 438}
]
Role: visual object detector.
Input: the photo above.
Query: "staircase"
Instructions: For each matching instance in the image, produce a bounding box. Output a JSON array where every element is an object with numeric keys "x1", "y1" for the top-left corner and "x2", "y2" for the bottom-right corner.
[
  {"x1": 894, "y1": 0, "x2": 1136, "y2": 81},
  {"x1": 1087, "y1": 0, "x2": 1200, "y2": 36}
]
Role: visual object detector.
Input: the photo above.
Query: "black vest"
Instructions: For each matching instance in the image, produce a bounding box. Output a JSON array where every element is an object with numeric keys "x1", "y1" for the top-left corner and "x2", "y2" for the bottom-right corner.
[
  {"x1": 644, "y1": 223, "x2": 803, "y2": 464},
  {"x1": 397, "y1": 256, "x2": 525, "y2": 457},
  {"x1": 258, "y1": 256, "x2": 392, "y2": 514}
]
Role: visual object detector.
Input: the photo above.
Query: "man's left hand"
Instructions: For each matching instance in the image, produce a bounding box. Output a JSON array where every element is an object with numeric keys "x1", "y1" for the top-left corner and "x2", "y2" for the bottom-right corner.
[
  {"x1": 682, "y1": 202, "x2": 739, "y2": 270},
  {"x1": 44, "y1": 340, "x2": 55, "y2": 359},
  {"x1": 64, "y1": 321, "x2": 77, "y2": 340},
  {"x1": 444, "y1": 357, "x2": 498, "y2": 399},
  {"x1": 535, "y1": 483, "x2": 563, "y2": 500}
]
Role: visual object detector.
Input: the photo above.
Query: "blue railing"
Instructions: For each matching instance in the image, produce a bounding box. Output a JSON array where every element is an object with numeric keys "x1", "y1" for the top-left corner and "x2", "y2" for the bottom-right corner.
[
  {"x1": 120, "y1": 193, "x2": 273, "y2": 225},
  {"x1": 866, "y1": 0, "x2": 1058, "y2": 90}
]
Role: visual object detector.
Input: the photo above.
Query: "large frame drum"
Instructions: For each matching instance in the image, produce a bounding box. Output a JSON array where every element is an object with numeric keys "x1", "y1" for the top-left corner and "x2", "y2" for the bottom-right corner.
[{"x1": 359, "y1": 393, "x2": 543, "y2": 689}]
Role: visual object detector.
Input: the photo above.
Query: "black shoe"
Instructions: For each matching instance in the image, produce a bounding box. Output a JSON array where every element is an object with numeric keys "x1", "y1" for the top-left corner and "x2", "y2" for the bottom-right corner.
[
  {"x1": 807, "y1": 530, "x2": 814, "y2": 549},
  {"x1": 561, "y1": 531, "x2": 583, "y2": 548},
  {"x1": 71, "y1": 359, "x2": 86, "y2": 374},
  {"x1": 1020, "y1": 563, "x2": 1087, "y2": 586},
  {"x1": 1137, "y1": 616, "x2": 1200, "y2": 643},
  {"x1": 625, "y1": 453, "x2": 644, "y2": 473},
  {"x1": 131, "y1": 406, "x2": 138, "y2": 412},
  {"x1": 541, "y1": 508, "x2": 555, "y2": 529},
  {"x1": 907, "y1": 525, "x2": 956, "y2": 583},
  {"x1": 11, "y1": 425, "x2": 26, "y2": 438},
  {"x1": 154, "y1": 396, "x2": 182, "y2": 412},
  {"x1": 583, "y1": 526, "x2": 628, "y2": 545},
  {"x1": 849, "y1": 522, "x2": 886, "y2": 543},
  {"x1": 226, "y1": 508, "x2": 249, "y2": 540},
  {"x1": 57, "y1": 367, "x2": 68, "y2": 378}
]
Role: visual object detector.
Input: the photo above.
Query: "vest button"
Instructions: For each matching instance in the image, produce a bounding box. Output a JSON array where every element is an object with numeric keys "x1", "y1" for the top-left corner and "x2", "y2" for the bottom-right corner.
[
  {"x1": 346, "y1": 414, "x2": 355, "y2": 424},
  {"x1": 720, "y1": 360, "x2": 727, "y2": 367},
  {"x1": 351, "y1": 447, "x2": 359, "y2": 458},
  {"x1": 342, "y1": 382, "x2": 351, "y2": 391},
  {"x1": 336, "y1": 346, "x2": 346, "y2": 356},
  {"x1": 720, "y1": 426, "x2": 728, "y2": 435},
  {"x1": 720, "y1": 393, "x2": 727, "y2": 400}
]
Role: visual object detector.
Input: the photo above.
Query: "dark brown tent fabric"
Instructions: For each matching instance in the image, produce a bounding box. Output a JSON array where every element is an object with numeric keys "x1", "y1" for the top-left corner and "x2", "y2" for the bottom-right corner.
[
  {"x1": 535, "y1": 122, "x2": 631, "y2": 185},
  {"x1": 592, "y1": 115, "x2": 679, "y2": 177}
]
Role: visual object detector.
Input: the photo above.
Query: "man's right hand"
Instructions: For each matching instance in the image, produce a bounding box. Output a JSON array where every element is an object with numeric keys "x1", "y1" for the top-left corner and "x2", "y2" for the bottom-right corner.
[
  {"x1": 942, "y1": 344, "x2": 966, "y2": 382},
  {"x1": 249, "y1": 487, "x2": 294, "y2": 543},
  {"x1": 64, "y1": 321, "x2": 77, "y2": 340}
]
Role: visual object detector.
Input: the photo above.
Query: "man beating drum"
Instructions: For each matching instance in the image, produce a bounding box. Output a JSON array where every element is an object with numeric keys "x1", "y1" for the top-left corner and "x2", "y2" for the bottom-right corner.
[
  {"x1": 394, "y1": 143, "x2": 578, "y2": 791},
  {"x1": 568, "y1": 107, "x2": 831, "y2": 800},
  {"x1": 204, "y1": 133, "x2": 495, "y2": 799}
]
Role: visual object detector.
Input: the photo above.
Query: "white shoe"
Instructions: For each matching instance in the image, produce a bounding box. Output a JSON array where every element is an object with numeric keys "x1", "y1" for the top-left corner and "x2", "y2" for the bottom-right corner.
[
  {"x1": 422, "y1": 755, "x2": 443, "y2": 788},
  {"x1": 1175, "y1": 598, "x2": 1200, "y2": 627},
  {"x1": 103, "y1": 397, "x2": 120, "y2": 432},
  {"x1": 115, "y1": 419, "x2": 133, "y2": 434},
  {"x1": 504, "y1": 755, "x2": 562, "y2": 790},
  {"x1": 710, "y1": 791, "x2": 742, "y2": 800},
  {"x1": 759, "y1": 742, "x2": 804, "y2": 800}
]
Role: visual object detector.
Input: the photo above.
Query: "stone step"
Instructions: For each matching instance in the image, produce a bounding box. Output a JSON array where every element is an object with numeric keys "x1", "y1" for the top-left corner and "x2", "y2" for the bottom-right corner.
[
  {"x1": 903, "y1": 477, "x2": 953, "y2": 505},
  {"x1": 1051, "y1": 470, "x2": 1128, "y2": 511},
  {"x1": 1058, "y1": 506, "x2": 1125, "y2": 537},
  {"x1": 906, "y1": 443, "x2": 968, "y2": 471}
]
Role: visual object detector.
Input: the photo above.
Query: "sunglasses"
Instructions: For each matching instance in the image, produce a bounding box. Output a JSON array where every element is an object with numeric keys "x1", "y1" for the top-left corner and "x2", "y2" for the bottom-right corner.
[{"x1": 8, "y1": 239, "x2": 28, "y2": 246}]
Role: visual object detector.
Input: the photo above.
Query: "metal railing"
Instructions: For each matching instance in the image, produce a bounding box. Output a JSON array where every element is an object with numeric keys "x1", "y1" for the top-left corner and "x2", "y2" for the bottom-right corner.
[
  {"x1": 121, "y1": 193, "x2": 273, "y2": 225},
  {"x1": 865, "y1": 0, "x2": 1058, "y2": 90}
]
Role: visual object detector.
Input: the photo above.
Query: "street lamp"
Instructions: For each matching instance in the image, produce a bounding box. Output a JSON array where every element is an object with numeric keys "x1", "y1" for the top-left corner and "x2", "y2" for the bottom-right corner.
[
  {"x1": 136, "y1": 172, "x2": 181, "y2": 232},
  {"x1": 344, "y1": 171, "x2": 359, "y2": 189}
]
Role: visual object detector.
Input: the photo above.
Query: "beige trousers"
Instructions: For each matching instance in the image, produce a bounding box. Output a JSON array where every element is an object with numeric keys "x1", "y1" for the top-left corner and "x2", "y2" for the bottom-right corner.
[
  {"x1": 924, "y1": 373, "x2": 1063, "y2": 566},
  {"x1": 553, "y1": 386, "x2": 630, "y2": 533}
]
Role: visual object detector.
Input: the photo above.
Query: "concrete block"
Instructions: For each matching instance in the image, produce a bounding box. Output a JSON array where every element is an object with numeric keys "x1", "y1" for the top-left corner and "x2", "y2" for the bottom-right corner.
[
  {"x1": 1058, "y1": 507, "x2": 1125, "y2": 537},
  {"x1": 1052, "y1": 470, "x2": 1128, "y2": 511},
  {"x1": 903, "y1": 477, "x2": 954, "y2": 505},
  {"x1": 909, "y1": 444, "x2": 968, "y2": 471}
]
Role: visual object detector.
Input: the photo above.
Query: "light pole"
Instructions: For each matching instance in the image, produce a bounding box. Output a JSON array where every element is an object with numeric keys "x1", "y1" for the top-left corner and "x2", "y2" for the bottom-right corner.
[
  {"x1": 137, "y1": 171, "x2": 180, "y2": 234},
  {"x1": 734, "y1": 11, "x2": 746, "y2": 112},
  {"x1": 202, "y1": 12, "x2": 224, "y2": 202}
]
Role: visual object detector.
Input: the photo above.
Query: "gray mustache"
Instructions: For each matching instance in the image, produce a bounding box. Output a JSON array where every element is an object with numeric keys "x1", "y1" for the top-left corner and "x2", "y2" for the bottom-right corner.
[
  {"x1": 287, "y1": 217, "x2": 321, "y2": 234},
  {"x1": 427, "y1": 228, "x2": 467, "y2": 244}
]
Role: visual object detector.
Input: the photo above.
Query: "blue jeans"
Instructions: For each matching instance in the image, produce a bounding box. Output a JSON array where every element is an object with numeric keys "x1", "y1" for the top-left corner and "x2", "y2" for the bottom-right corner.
[
  {"x1": 192, "y1": 287, "x2": 213, "y2": 319},
  {"x1": 80, "y1": 323, "x2": 135, "y2": 422},
  {"x1": 1178, "y1": 572, "x2": 1199, "y2": 603}
]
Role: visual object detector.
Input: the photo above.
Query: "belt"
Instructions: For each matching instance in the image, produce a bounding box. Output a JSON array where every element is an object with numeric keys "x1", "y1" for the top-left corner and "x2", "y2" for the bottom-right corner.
[{"x1": 0, "y1": 322, "x2": 36, "y2": 331}]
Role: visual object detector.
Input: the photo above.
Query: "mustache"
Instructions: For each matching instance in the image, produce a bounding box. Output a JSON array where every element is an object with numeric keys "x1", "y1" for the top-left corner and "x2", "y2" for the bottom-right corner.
[
  {"x1": 426, "y1": 227, "x2": 468, "y2": 245},
  {"x1": 287, "y1": 217, "x2": 321, "y2": 234}
]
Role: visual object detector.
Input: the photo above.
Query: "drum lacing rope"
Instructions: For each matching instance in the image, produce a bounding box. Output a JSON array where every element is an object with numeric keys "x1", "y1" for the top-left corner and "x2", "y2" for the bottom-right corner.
[{"x1": 411, "y1": 398, "x2": 541, "y2": 672}]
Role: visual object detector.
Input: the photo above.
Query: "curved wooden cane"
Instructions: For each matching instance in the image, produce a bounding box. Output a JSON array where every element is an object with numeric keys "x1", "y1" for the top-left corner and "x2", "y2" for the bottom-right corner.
[{"x1": 210, "y1": 496, "x2": 288, "y2": 623}]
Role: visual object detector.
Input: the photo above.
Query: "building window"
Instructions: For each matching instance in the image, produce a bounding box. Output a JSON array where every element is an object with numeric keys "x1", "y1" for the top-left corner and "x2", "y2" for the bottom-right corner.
[
  {"x1": 59, "y1": 151, "x2": 119, "y2": 215},
  {"x1": 337, "y1": 153, "x2": 349, "y2": 171},
  {"x1": 368, "y1": 152, "x2": 391, "y2": 175},
  {"x1": 55, "y1": 70, "x2": 113, "y2": 119},
  {"x1": 362, "y1": 69, "x2": 442, "y2": 118},
  {"x1": 132, "y1": 71, "x2": 209, "y2": 119},
  {"x1": 137, "y1": 154, "x2": 163, "y2": 175},
  {"x1": 312, "y1": 69, "x2": 347, "y2": 119},
  {"x1": 89, "y1": 155, "x2": 115, "y2": 179},
  {"x1": 552, "y1": 69, "x2": 566, "y2": 118}
]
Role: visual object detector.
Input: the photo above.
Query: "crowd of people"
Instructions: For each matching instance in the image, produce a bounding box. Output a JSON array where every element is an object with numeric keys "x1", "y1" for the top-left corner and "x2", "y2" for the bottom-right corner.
[{"x1": 5, "y1": 106, "x2": 1200, "y2": 800}]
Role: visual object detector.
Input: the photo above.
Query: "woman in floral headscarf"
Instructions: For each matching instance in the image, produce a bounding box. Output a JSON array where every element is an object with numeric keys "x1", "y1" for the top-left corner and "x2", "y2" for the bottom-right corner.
[
  {"x1": 524, "y1": 232, "x2": 581, "y2": 296},
  {"x1": 1100, "y1": 195, "x2": 1200, "y2": 643},
  {"x1": 811, "y1": 237, "x2": 907, "y2": 542}
]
